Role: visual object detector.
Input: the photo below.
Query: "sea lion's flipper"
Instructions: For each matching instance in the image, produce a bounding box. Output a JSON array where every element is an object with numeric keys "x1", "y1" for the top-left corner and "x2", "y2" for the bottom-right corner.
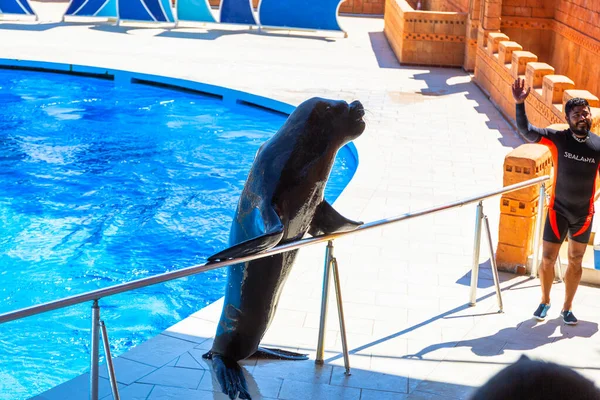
[
  {"x1": 254, "y1": 346, "x2": 309, "y2": 360},
  {"x1": 211, "y1": 354, "x2": 252, "y2": 400},
  {"x1": 309, "y1": 200, "x2": 363, "y2": 236},
  {"x1": 208, "y1": 206, "x2": 284, "y2": 262}
]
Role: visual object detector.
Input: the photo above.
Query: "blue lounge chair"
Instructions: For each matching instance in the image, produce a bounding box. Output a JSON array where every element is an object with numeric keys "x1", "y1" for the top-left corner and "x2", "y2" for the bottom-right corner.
[
  {"x1": 0, "y1": 0, "x2": 37, "y2": 19},
  {"x1": 220, "y1": 0, "x2": 256, "y2": 25},
  {"x1": 118, "y1": 0, "x2": 175, "y2": 23},
  {"x1": 176, "y1": 0, "x2": 215, "y2": 23},
  {"x1": 258, "y1": 0, "x2": 344, "y2": 33},
  {"x1": 63, "y1": 0, "x2": 117, "y2": 19}
]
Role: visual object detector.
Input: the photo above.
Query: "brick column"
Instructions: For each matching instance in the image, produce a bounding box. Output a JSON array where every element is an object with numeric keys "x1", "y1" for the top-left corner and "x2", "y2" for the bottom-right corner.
[
  {"x1": 482, "y1": 0, "x2": 501, "y2": 31},
  {"x1": 543, "y1": 75, "x2": 575, "y2": 105},
  {"x1": 525, "y1": 63, "x2": 555, "y2": 89},
  {"x1": 497, "y1": 144, "x2": 552, "y2": 274},
  {"x1": 511, "y1": 51, "x2": 538, "y2": 78},
  {"x1": 476, "y1": 0, "x2": 502, "y2": 56},
  {"x1": 464, "y1": 0, "x2": 481, "y2": 71}
]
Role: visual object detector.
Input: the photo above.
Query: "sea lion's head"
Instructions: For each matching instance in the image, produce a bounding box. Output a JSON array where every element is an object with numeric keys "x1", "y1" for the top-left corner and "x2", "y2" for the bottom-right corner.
[
  {"x1": 266, "y1": 97, "x2": 366, "y2": 161},
  {"x1": 306, "y1": 97, "x2": 366, "y2": 145}
]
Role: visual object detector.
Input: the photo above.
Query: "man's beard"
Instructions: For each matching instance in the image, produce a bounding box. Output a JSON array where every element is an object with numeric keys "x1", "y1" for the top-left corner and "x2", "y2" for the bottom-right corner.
[{"x1": 570, "y1": 120, "x2": 591, "y2": 136}]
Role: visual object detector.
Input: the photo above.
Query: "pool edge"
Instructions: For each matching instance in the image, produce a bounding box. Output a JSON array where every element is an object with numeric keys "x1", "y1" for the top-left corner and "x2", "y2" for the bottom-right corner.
[{"x1": 0, "y1": 57, "x2": 359, "y2": 170}]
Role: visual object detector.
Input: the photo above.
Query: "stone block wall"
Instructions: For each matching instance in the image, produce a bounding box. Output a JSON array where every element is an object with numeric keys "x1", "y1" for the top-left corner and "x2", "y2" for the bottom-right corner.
[
  {"x1": 425, "y1": 0, "x2": 469, "y2": 13},
  {"x1": 340, "y1": 0, "x2": 385, "y2": 14},
  {"x1": 500, "y1": 18, "x2": 553, "y2": 62},
  {"x1": 496, "y1": 144, "x2": 552, "y2": 273},
  {"x1": 472, "y1": 0, "x2": 600, "y2": 135},
  {"x1": 549, "y1": 22, "x2": 600, "y2": 98},
  {"x1": 497, "y1": 0, "x2": 600, "y2": 102},
  {"x1": 501, "y1": 0, "x2": 554, "y2": 18},
  {"x1": 555, "y1": 0, "x2": 600, "y2": 42},
  {"x1": 497, "y1": 18, "x2": 600, "y2": 103},
  {"x1": 384, "y1": 0, "x2": 467, "y2": 67},
  {"x1": 474, "y1": 30, "x2": 600, "y2": 134}
]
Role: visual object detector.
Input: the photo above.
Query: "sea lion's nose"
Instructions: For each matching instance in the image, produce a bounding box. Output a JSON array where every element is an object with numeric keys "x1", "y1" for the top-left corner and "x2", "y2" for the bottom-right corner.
[{"x1": 349, "y1": 100, "x2": 364, "y2": 118}]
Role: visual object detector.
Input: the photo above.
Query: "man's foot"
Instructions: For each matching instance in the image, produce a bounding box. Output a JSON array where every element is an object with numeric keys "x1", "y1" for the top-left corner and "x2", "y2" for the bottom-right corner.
[
  {"x1": 561, "y1": 310, "x2": 578, "y2": 325},
  {"x1": 533, "y1": 303, "x2": 551, "y2": 321}
]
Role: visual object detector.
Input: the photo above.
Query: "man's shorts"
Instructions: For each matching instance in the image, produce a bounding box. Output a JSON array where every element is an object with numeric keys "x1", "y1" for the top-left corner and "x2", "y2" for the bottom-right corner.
[{"x1": 544, "y1": 209, "x2": 594, "y2": 244}]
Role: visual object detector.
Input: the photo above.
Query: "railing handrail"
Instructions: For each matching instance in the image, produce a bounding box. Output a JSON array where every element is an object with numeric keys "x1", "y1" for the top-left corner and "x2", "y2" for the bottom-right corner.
[{"x1": 0, "y1": 175, "x2": 550, "y2": 324}]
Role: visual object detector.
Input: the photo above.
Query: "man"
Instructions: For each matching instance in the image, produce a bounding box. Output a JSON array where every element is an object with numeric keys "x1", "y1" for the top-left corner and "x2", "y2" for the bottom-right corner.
[
  {"x1": 512, "y1": 77, "x2": 600, "y2": 325},
  {"x1": 470, "y1": 355, "x2": 600, "y2": 399}
]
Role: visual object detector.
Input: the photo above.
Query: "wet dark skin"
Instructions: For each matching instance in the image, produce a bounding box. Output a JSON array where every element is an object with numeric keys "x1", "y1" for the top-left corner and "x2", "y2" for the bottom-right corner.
[
  {"x1": 203, "y1": 97, "x2": 366, "y2": 399},
  {"x1": 512, "y1": 78, "x2": 592, "y2": 314}
]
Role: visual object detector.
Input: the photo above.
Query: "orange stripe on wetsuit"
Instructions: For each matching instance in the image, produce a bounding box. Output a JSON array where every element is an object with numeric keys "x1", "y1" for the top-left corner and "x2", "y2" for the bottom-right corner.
[
  {"x1": 539, "y1": 137, "x2": 561, "y2": 240},
  {"x1": 572, "y1": 169, "x2": 597, "y2": 237}
]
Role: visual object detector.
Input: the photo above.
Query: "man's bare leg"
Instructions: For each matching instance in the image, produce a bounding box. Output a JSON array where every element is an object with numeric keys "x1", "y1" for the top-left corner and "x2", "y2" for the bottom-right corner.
[
  {"x1": 563, "y1": 239, "x2": 586, "y2": 312},
  {"x1": 539, "y1": 240, "x2": 562, "y2": 304}
]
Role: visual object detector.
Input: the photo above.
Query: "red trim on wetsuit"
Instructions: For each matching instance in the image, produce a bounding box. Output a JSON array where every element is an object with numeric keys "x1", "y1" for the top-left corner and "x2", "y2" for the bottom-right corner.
[
  {"x1": 573, "y1": 169, "x2": 597, "y2": 237},
  {"x1": 548, "y1": 209, "x2": 561, "y2": 240},
  {"x1": 539, "y1": 138, "x2": 562, "y2": 240},
  {"x1": 540, "y1": 137, "x2": 558, "y2": 209},
  {"x1": 572, "y1": 214, "x2": 593, "y2": 237}
]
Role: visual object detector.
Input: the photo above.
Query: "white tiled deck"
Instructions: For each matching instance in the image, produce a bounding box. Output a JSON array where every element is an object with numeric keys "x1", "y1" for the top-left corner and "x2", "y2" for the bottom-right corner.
[{"x1": 3, "y1": 3, "x2": 600, "y2": 399}]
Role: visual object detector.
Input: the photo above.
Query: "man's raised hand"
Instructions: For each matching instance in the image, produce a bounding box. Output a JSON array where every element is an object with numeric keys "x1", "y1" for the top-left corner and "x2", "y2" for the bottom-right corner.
[{"x1": 512, "y1": 78, "x2": 530, "y2": 104}]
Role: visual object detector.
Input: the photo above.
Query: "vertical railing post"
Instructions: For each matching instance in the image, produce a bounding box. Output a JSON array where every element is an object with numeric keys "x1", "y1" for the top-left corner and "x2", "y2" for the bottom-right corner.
[
  {"x1": 554, "y1": 257, "x2": 564, "y2": 282},
  {"x1": 530, "y1": 183, "x2": 546, "y2": 278},
  {"x1": 315, "y1": 241, "x2": 334, "y2": 365},
  {"x1": 483, "y1": 215, "x2": 504, "y2": 313},
  {"x1": 100, "y1": 321, "x2": 120, "y2": 400},
  {"x1": 470, "y1": 202, "x2": 484, "y2": 305},
  {"x1": 90, "y1": 300, "x2": 100, "y2": 400},
  {"x1": 331, "y1": 257, "x2": 351, "y2": 375}
]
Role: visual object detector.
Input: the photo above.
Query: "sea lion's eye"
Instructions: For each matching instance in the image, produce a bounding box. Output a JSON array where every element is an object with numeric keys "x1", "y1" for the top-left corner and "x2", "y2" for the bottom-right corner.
[{"x1": 318, "y1": 105, "x2": 332, "y2": 118}]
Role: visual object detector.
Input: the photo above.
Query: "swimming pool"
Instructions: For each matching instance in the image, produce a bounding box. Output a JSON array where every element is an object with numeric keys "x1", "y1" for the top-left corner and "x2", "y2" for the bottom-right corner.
[{"x1": 0, "y1": 68, "x2": 358, "y2": 399}]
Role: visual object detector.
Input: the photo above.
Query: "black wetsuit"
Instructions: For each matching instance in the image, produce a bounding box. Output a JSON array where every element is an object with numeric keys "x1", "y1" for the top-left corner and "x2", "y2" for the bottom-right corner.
[{"x1": 516, "y1": 103, "x2": 600, "y2": 243}]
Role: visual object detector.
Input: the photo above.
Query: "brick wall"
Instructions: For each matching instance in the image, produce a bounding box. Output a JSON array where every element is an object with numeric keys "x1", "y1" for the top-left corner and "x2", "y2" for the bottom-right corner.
[
  {"x1": 549, "y1": 25, "x2": 600, "y2": 100},
  {"x1": 501, "y1": 18, "x2": 553, "y2": 63},
  {"x1": 549, "y1": 1, "x2": 600, "y2": 97},
  {"x1": 474, "y1": 46, "x2": 535, "y2": 125},
  {"x1": 384, "y1": 0, "x2": 467, "y2": 67},
  {"x1": 473, "y1": 27, "x2": 600, "y2": 135},
  {"x1": 501, "y1": 0, "x2": 555, "y2": 18},
  {"x1": 340, "y1": 0, "x2": 385, "y2": 14},
  {"x1": 496, "y1": 0, "x2": 600, "y2": 110},
  {"x1": 555, "y1": 0, "x2": 600, "y2": 42},
  {"x1": 425, "y1": 0, "x2": 469, "y2": 13},
  {"x1": 384, "y1": 0, "x2": 406, "y2": 58},
  {"x1": 499, "y1": 15, "x2": 600, "y2": 104}
]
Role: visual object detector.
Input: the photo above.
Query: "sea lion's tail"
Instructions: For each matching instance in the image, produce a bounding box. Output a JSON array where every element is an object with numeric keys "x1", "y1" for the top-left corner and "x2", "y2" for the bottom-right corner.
[{"x1": 206, "y1": 352, "x2": 252, "y2": 400}]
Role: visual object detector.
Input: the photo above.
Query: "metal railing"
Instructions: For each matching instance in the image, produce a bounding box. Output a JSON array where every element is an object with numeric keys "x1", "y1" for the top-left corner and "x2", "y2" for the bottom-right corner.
[{"x1": 0, "y1": 175, "x2": 550, "y2": 400}]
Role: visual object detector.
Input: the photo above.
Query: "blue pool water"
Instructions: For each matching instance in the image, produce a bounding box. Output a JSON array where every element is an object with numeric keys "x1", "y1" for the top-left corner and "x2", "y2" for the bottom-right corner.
[{"x1": 0, "y1": 69, "x2": 357, "y2": 399}]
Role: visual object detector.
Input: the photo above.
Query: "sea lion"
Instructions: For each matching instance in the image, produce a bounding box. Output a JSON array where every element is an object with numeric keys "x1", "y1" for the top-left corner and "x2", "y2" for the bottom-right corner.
[{"x1": 203, "y1": 97, "x2": 366, "y2": 399}]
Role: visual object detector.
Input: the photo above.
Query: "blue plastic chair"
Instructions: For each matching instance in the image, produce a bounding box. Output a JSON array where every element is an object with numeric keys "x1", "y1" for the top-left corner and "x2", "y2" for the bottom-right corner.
[
  {"x1": 176, "y1": 0, "x2": 215, "y2": 23},
  {"x1": 0, "y1": 0, "x2": 37, "y2": 19},
  {"x1": 220, "y1": 0, "x2": 256, "y2": 25},
  {"x1": 118, "y1": 0, "x2": 176, "y2": 23},
  {"x1": 258, "y1": 0, "x2": 344, "y2": 33},
  {"x1": 63, "y1": 0, "x2": 117, "y2": 19}
]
